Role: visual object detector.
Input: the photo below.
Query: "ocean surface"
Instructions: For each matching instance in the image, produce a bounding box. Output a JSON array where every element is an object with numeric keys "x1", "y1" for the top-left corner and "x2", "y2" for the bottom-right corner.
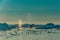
[{"x1": 0, "y1": 29, "x2": 60, "y2": 40}]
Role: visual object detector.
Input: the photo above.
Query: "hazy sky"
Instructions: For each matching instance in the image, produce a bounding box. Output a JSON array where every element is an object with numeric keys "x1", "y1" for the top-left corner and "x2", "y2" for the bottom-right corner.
[{"x1": 0, "y1": 0, "x2": 60, "y2": 24}]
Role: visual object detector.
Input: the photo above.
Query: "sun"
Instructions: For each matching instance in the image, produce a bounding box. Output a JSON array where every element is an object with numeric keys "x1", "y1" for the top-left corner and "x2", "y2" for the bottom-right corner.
[{"x1": 18, "y1": 19, "x2": 22, "y2": 30}]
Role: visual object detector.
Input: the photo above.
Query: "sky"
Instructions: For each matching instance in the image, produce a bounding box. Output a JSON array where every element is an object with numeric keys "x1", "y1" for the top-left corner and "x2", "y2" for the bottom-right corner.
[{"x1": 0, "y1": 0, "x2": 60, "y2": 24}]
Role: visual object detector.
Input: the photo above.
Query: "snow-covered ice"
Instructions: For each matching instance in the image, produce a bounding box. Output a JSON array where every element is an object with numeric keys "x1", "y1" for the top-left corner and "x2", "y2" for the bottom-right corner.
[{"x1": 0, "y1": 29, "x2": 60, "y2": 40}]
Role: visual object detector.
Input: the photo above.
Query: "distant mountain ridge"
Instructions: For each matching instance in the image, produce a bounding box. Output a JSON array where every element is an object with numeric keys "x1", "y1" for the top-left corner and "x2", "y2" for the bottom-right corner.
[{"x1": 0, "y1": 23, "x2": 60, "y2": 31}]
